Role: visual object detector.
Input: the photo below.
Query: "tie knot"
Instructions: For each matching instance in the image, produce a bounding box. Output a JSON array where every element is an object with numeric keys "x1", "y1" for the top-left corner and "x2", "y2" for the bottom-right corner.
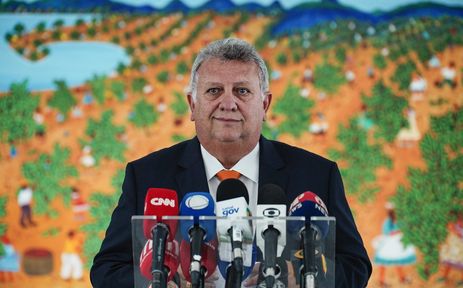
[{"x1": 216, "y1": 169, "x2": 241, "y2": 181}]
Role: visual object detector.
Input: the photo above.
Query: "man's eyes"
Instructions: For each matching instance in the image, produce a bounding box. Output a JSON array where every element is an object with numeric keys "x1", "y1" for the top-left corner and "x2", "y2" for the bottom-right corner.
[
  {"x1": 204, "y1": 87, "x2": 251, "y2": 97},
  {"x1": 236, "y1": 87, "x2": 251, "y2": 95},
  {"x1": 206, "y1": 88, "x2": 221, "y2": 94}
]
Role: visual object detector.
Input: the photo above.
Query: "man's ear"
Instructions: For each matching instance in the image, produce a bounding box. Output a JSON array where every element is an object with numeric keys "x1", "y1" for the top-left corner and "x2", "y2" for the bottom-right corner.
[
  {"x1": 263, "y1": 93, "x2": 272, "y2": 120},
  {"x1": 187, "y1": 93, "x2": 195, "y2": 121}
]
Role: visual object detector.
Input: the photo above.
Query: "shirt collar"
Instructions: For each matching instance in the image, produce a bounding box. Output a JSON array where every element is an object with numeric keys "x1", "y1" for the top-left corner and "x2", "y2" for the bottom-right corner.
[{"x1": 200, "y1": 143, "x2": 260, "y2": 183}]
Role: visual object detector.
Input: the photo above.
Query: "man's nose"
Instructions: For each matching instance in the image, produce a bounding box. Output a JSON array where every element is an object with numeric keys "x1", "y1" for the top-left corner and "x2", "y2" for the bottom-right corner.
[{"x1": 219, "y1": 90, "x2": 237, "y2": 111}]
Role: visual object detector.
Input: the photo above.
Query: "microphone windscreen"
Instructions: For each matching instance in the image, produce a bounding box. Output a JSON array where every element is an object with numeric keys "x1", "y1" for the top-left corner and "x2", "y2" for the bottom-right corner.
[
  {"x1": 217, "y1": 179, "x2": 249, "y2": 203},
  {"x1": 179, "y1": 192, "x2": 216, "y2": 242},
  {"x1": 179, "y1": 239, "x2": 218, "y2": 281},
  {"x1": 289, "y1": 191, "x2": 329, "y2": 237},
  {"x1": 258, "y1": 183, "x2": 286, "y2": 205},
  {"x1": 139, "y1": 239, "x2": 179, "y2": 282},
  {"x1": 143, "y1": 188, "x2": 179, "y2": 239}
]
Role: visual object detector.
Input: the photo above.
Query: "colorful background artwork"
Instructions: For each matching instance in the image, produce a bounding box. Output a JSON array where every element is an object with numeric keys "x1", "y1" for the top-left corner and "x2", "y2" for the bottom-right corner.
[{"x1": 0, "y1": 0, "x2": 462, "y2": 287}]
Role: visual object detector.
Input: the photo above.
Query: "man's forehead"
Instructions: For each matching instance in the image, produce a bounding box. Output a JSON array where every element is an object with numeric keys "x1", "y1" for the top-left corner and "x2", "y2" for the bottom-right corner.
[
  {"x1": 201, "y1": 80, "x2": 254, "y2": 86},
  {"x1": 197, "y1": 58, "x2": 260, "y2": 83}
]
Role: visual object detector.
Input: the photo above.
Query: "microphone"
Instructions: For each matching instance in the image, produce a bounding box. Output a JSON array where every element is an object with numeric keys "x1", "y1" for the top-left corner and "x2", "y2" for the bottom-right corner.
[
  {"x1": 216, "y1": 179, "x2": 253, "y2": 288},
  {"x1": 256, "y1": 184, "x2": 287, "y2": 288},
  {"x1": 140, "y1": 239, "x2": 179, "y2": 284},
  {"x1": 217, "y1": 241, "x2": 257, "y2": 285},
  {"x1": 143, "y1": 188, "x2": 179, "y2": 288},
  {"x1": 179, "y1": 239, "x2": 218, "y2": 284},
  {"x1": 288, "y1": 191, "x2": 329, "y2": 288},
  {"x1": 179, "y1": 192, "x2": 216, "y2": 288}
]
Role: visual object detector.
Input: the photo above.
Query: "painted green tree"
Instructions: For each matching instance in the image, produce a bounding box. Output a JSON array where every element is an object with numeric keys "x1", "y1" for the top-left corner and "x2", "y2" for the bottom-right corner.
[
  {"x1": 176, "y1": 61, "x2": 189, "y2": 75},
  {"x1": 171, "y1": 91, "x2": 189, "y2": 117},
  {"x1": 88, "y1": 75, "x2": 107, "y2": 104},
  {"x1": 157, "y1": 71, "x2": 170, "y2": 84},
  {"x1": 81, "y1": 110, "x2": 126, "y2": 164},
  {"x1": 110, "y1": 80, "x2": 126, "y2": 101},
  {"x1": 22, "y1": 144, "x2": 78, "y2": 218},
  {"x1": 335, "y1": 46, "x2": 346, "y2": 65},
  {"x1": 0, "y1": 196, "x2": 7, "y2": 237},
  {"x1": 313, "y1": 61, "x2": 346, "y2": 94},
  {"x1": 130, "y1": 99, "x2": 158, "y2": 129},
  {"x1": 273, "y1": 84, "x2": 314, "y2": 138},
  {"x1": 391, "y1": 59, "x2": 417, "y2": 91},
  {"x1": 373, "y1": 53, "x2": 387, "y2": 71},
  {"x1": 48, "y1": 80, "x2": 76, "y2": 118},
  {"x1": 393, "y1": 110, "x2": 463, "y2": 279},
  {"x1": 329, "y1": 118, "x2": 392, "y2": 202},
  {"x1": 82, "y1": 169, "x2": 124, "y2": 268},
  {"x1": 0, "y1": 196, "x2": 6, "y2": 256},
  {"x1": 0, "y1": 81, "x2": 39, "y2": 143},
  {"x1": 131, "y1": 77, "x2": 147, "y2": 94},
  {"x1": 362, "y1": 81, "x2": 408, "y2": 143}
]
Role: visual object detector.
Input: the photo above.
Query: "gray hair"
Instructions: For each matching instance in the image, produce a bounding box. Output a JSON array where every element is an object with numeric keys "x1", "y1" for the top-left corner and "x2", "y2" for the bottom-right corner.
[{"x1": 188, "y1": 38, "x2": 269, "y2": 101}]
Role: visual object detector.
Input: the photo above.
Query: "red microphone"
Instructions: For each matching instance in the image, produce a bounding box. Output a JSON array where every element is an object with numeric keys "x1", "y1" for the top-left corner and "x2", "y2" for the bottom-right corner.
[
  {"x1": 143, "y1": 188, "x2": 179, "y2": 288},
  {"x1": 140, "y1": 239, "x2": 179, "y2": 283},
  {"x1": 143, "y1": 188, "x2": 179, "y2": 240},
  {"x1": 180, "y1": 238, "x2": 217, "y2": 282}
]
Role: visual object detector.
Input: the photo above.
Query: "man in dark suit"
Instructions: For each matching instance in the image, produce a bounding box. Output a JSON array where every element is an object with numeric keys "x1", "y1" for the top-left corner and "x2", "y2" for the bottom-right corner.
[{"x1": 90, "y1": 38, "x2": 372, "y2": 287}]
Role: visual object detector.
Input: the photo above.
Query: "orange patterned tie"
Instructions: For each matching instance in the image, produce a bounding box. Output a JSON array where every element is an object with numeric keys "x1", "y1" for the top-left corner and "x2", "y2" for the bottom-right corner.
[{"x1": 216, "y1": 169, "x2": 241, "y2": 181}]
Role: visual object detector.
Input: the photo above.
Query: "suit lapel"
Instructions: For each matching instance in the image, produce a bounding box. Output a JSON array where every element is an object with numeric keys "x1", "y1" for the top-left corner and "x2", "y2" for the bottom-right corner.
[
  {"x1": 259, "y1": 137, "x2": 289, "y2": 198},
  {"x1": 175, "y1": 137, "x2": 209, "y2": 200}
]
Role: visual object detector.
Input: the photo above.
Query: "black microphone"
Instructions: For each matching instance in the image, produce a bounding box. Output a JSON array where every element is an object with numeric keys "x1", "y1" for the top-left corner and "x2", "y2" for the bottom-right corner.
[
  {"x1": 289, "y1": 191, "x2": 329, "y2": 288},
  {"x1": 216, "y1": 179, "x2": 252, "y2": 288},
  {"x1": 256, "y1": 184, "x2": 287, "y2": 288}
]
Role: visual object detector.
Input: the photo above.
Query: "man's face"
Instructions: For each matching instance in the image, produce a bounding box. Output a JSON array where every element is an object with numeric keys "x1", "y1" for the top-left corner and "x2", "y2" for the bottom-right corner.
[{"x1": 188, "y1": 58, "x2": 271, "y2": 147}]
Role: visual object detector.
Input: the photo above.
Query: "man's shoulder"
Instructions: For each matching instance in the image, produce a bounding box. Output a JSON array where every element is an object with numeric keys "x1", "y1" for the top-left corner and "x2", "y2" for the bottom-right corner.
[{"x1": 129, "y1": 138, "x2": 195, "y2": 167}]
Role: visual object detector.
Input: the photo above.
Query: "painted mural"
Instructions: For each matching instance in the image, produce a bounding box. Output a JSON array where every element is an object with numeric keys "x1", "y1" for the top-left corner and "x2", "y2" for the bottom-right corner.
[{"x1": 0, "y1": 0, "x2": 462, "y2": 287}]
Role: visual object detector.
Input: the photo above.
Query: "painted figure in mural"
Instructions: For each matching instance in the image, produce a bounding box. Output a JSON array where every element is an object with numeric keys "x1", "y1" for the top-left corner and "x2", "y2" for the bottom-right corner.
[
  {"x1": 71, "y1": 187, "x2": 89, "y2": 221},
  {"x1": 396, "y1": 107, "x2": 421, "y2": 148},
  {"x1": 357, "y1": 104, "x2": 374, "y2": 131},
  {"x1": 409, "y1": 73, "x2": 427, "y2": 102},
  {"x1": 17, "y1": 184, "x2": 36, "y2": 228},
  {"x1": 437, "y1": 61, "x2": 457, "y2": 89},
  {"x1": 438, "y1": 211, "x2": 463, "y2": 286},
  {"x1": 373, "y1": 202, "x2": 416, "y2": 288},
  {"x1": 0, "y1": 233, "x2": 20, "y2": 283},
  {"x1": 60, "y1": 230, "x2": 83, "y2": 281},
  {"x1": 80, "y1": 145, "x2": 95, "y2": 167},
  {"x1": 90, "y1": 38, "x2": 372, "y2": 288},
  {"x1": 309, "y1": 111, "x2": 329, "y2": 135}
]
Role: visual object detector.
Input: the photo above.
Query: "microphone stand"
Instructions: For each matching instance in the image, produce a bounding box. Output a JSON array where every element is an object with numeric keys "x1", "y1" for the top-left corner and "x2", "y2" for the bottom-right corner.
[
  {"x1": 199, "y1": 265, "x2": 206, "y2": 288},
  {"x1": 263, "y1": 225, "x2": 280, "y2": 288},
  {"x1": 189, "y1": 226, "x2": 206, "y2": 288},
  {"x1": 151, "y1": 223, "x2": 169, "y2": 288},
  {"x1": 226, "y1": 226, "x2": 243, "y2": 288},
  {"x1": 300, "y1": 226, "x2": 318, "y2": 288}
]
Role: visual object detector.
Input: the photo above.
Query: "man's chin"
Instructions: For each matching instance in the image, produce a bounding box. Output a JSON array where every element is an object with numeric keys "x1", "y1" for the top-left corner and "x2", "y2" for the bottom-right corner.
[{"x1": 214, "y1": 133, "x2": 243, "y2": 144}]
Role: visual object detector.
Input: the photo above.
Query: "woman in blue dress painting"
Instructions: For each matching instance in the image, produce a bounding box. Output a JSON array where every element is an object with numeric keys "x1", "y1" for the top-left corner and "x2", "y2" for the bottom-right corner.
[
  {"x1": 0, "y1": 233, "x2": 20, "y2": 283},
  {"x1": 373, "y1": 202, "x2": 416, "y2": 287}
]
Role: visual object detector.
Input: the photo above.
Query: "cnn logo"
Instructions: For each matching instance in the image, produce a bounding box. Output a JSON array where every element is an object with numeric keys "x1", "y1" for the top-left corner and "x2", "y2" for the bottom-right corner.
[{"x1": 150, "y1": 197, "x2": 176, "y2": 207}]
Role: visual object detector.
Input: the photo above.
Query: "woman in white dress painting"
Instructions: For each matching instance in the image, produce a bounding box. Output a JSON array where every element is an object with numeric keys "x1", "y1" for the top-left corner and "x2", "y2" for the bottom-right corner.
[{"x1": 373, "y1": 202, "x2": 416, "y2": 287}]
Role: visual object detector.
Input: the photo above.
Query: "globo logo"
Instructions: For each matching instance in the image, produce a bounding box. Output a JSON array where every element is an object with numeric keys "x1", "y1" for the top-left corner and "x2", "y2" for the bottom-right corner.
[
  {"x1": 185, "y1": 194, "x2": 209, "y2": 210},
  {"x1": 263, "y1": 208, "x2": 280, "y2": 217},
  {"x1": 150, "y1": 197, "x2": 176, "y2": 207}
]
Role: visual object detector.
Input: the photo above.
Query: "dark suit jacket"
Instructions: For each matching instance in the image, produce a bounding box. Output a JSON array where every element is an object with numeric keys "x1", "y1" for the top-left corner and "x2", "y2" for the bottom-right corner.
[{"x1": 90, "y1": 136, "x2": 372, "y2": 287}]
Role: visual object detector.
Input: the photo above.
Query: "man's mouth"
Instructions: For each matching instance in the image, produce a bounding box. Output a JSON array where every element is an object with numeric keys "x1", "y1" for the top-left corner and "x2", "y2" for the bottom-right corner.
[{"x1": 213, "y1": 117, "x2": 241, "y2": 122}]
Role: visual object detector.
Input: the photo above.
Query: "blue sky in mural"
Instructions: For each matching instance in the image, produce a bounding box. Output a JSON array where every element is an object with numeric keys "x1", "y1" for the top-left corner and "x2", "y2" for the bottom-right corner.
[{"x1": 11, "y1": 0, "x2": 463, "y2": 11}]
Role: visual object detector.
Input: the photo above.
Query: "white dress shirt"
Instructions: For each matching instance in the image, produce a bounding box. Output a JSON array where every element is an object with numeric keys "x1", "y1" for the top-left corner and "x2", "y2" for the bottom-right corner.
[{"x1": 200, "y1": 143, "x2": 260, "y2": 216}]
